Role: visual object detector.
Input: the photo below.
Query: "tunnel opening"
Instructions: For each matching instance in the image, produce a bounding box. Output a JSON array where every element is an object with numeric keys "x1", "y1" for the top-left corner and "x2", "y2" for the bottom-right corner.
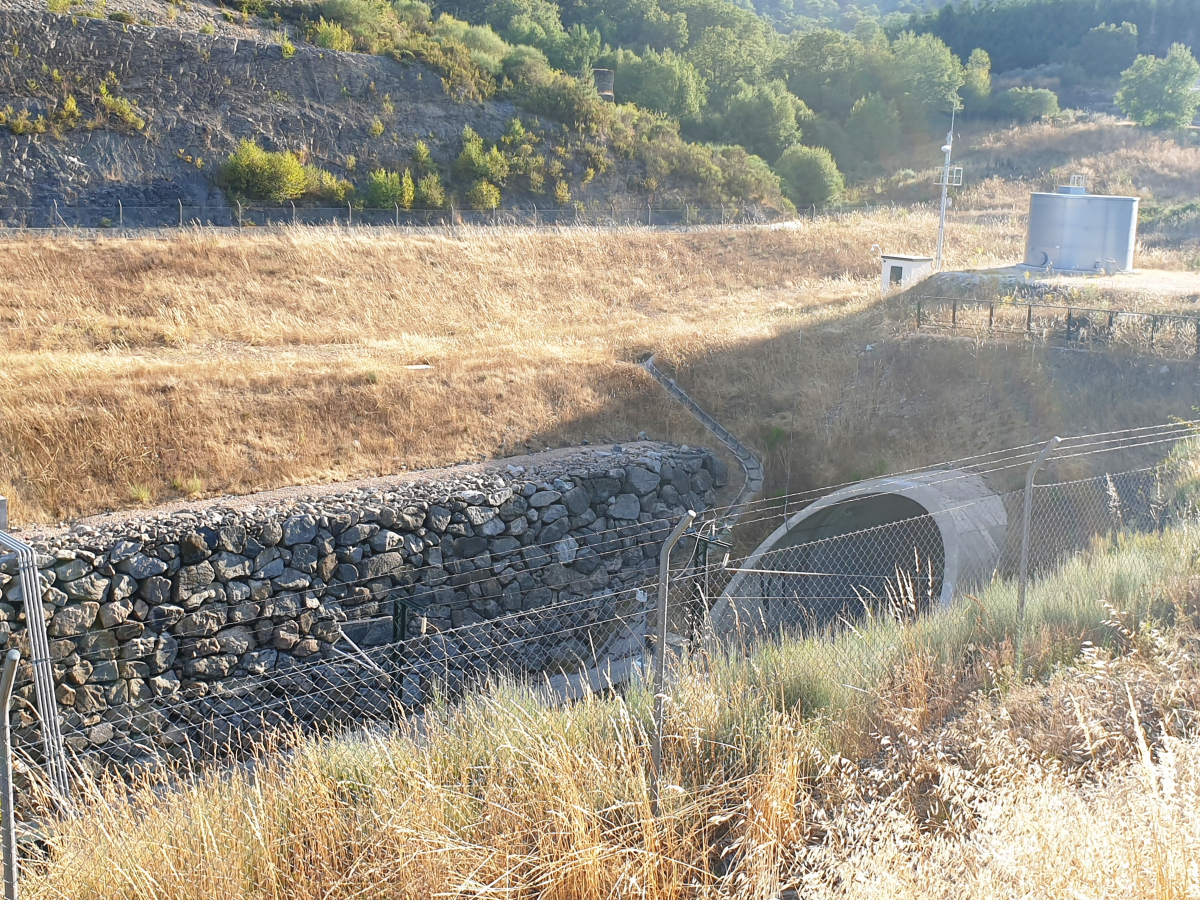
[{"x1": 734, "y1": 493, "x2": 945, "y2": 635}]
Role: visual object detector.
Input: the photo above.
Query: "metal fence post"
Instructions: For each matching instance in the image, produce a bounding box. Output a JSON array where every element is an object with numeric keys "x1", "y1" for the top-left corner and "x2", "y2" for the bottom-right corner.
[
  {"x1": 1018, "y1": 437, "x2": 1062, "y2": 642},
  {"x1": 117, "y1": 199, "x2": 122, "y2": 229},
  {"x1": 650, "y1": 509, "x2": 695, "y2": 816},
  {"x1": 0, "y1": 647, "x2": 20, "y2": 900},
  {"x1": 179, "y1": 199, "x2": 184, "y2": 228},
  {"x1": 0, "y1": 530, "x2": 69, "y2": 806}
]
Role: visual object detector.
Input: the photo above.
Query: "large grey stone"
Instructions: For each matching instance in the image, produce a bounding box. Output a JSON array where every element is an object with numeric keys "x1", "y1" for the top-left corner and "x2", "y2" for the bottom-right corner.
[
  {"x1": 139, "y1": 575, "x2": 171, "y2": 605},
  {"x1": 146, "y1": 604, "x2": 184, "y2": 631},
  {"x1": 271, "y1": 568, "x2": 312, "y2": 592},
  {"x1": 242, "y1": 648, "x2": 277, "y2": 675},
  {"x1": 215, "y1": 625, "x2": 255, "y2": 655},
  {"x1": 54, "y1": 559, "x2": 91, "y2": 583},
  {"x1": 464, "y1": 506, "x2": 496, "y2": 527},
  {"x1": 477, "y1": 516, "x2": 507, "y2": 537},
  {"x1": 529, "y1": 490, "x2": 562, "y2": 508},
  {"x1": 554, "y1": 536, "x2": 580, "y2": 565},
  {"x1": 358, "y1": 552, "x2": 403, "y2": 580},
  {"x1": 176, "y1": 561, "x2": 215, "y2": 598},
  {"x1": 281, "y1": 515, "x2": 318, "y2": 547},
  {"x1": 173, "y1": 607, "x2": 227, "y2": 638},
  {"x1": 98, "y1": 598, "x2": 133, "y2": 629},
  {"x1": 608, "y1": 494, "x2": 642, "y2": 520},
  {"x1": 110, "y1": 573, "x2": 138, "y2": 601},
  {"x1": 624, "y1": 467, "x2": 661, "y2": 495},
  {"x1": 211, "y1": 552, "x2": 252, "y2": 582},
  {"x1": 48, "y1": 602, "x2": 99, "y2": 637},
  {"x1": 562, "y1": 485, "x2": 591, "y2": 516},
  {"x1": 541, "y1": 504, "x2": 569, "y2": 524},
  {"x1": 151, "y1": 632, "x2": 179, "y2": 674},
  {"x1": 60, "y1": 572, "x2": 109, "y2": 602},
  {"x1": 425, "y1": 506, "x2": 451, "y2": 532},
  {"x1": 342, "y1": 616, "x2": 393, "y2": 647}
]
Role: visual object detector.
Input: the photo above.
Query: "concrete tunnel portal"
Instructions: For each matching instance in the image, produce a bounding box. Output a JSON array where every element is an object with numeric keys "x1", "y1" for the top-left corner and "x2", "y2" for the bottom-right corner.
[{"x1": 711, "y1": 471, "x2": 1009, "y2": 640}]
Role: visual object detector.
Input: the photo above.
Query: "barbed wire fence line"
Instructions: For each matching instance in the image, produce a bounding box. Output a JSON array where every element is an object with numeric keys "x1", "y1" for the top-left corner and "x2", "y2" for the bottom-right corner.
[
  {"x1": 2, "y1": 420, "x2": 1199, "y2": 894},
  {"x1": 0, "y1": 199, "x2": 965, "y2": 232}
]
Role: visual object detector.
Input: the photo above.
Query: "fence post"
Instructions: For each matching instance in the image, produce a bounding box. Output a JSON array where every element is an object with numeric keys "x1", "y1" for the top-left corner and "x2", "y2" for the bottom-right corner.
[
  {"x1": 1026, "y1": 303, "x2": 1033, "y2": 334},
  {"x1": 117, "y1": 199, "x2": 123, "y2": 229},
  {"x1": 1018, "y1": 437, "x2": 1062, "y2": 656},
  {"x1": 1066, "y1": 308, "x2": 1073, "y2": 341},
  {"x1": 0, "y1": 648, "x2": 19, "y2": 900},
  {"x1": 236, "y1": 201, "x2": 243, "y2": 230},
  {"x1": 1150, "y1": 315, "x2": 1158, "y2": 350},
  {"x1": 988, "y1": 302, "x2": 994, "y2": 332},
  {"x1": 915, "y1": 300, "x2": 922, "y2": 330},
  {"x1": 0, "y1": 531, "x2": 70, "y2": 807},
  {"x1": 650, "y1": 509, "x2": 696, "y2": 816},
  {"x1": 347, "y1": 202, "x2": 352, "y2": 227},
  {"x1": 951, "y1": 300, "x2": 957, "y2": 329},
  {"x1": 647, "y1": 204, "x2": 652, "y2": 227},
  {"x1": 292, "y1": 201, "x2": 297, "y2": 227}
]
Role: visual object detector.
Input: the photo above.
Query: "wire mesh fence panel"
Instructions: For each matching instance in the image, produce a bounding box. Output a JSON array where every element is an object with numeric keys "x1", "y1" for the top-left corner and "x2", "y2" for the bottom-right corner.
[
  {"x1": 11, "y1": 424, "x2": 1200, "y2": 896},
  {"x1": 914, "y1": 299, "x2": 1200, "y2": 359}
]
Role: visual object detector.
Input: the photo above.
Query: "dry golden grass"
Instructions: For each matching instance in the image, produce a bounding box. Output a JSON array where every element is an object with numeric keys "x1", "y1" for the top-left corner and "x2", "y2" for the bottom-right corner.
[
  {"x1": 23, "y1": 515, "x2": 1200, "y2": 899},
  {"x1": 3, "y1": 199, "x2": 1198, "y2": 526},
  {"x1": 0, "y1": 211, "x2": 1023, "y2": 524}
]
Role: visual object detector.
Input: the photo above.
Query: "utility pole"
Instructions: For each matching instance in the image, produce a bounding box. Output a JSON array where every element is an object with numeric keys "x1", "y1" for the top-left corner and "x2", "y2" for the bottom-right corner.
[{"x1": 934, "y1": 99, "x2": 961, "y2": 270}]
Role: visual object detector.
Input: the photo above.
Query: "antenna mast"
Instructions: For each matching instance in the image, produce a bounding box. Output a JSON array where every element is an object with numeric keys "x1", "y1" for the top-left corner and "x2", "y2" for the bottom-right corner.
[{"x1": 934, "y1": 100, "x2": 960, "y2": 270}]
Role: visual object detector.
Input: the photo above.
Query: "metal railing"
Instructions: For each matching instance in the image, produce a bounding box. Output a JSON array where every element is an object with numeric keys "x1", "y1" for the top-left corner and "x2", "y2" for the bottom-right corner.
[{"x1": 913, "y1": 295, "x2": 1200, "y2": 358}]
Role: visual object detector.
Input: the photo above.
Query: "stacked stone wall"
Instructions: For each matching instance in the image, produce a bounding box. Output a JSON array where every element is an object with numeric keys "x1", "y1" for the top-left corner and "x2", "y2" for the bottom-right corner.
[{"x1": 0, "y1": 443, "x2": 725, "y2": 763}]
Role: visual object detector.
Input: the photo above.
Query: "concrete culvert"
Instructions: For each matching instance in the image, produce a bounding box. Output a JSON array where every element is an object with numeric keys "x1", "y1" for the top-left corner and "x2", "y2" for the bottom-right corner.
[{"x1": 711, "y1": 470, "x2": 1008, "y2": 642}]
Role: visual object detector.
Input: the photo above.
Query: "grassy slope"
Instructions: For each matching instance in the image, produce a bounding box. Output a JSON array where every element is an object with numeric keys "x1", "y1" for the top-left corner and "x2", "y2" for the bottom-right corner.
[
  {"x1": 28, "y1": 506, "x2": 1200, "y2": 897},
  {"x1": 3, "y1": 202, "x2": 1199, "y2": 525}
]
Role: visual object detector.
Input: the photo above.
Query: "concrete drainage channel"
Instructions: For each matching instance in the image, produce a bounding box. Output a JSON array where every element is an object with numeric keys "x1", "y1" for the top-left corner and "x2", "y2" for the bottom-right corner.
[{"x1": 641, "y1": 354, "x2": 765, "y2": 526}]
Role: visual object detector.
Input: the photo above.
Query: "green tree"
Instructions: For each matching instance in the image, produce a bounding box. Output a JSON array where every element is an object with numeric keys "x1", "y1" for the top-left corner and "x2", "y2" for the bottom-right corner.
[
  {"x1": 613, "y1": 47, "x2": 708, "y2": 119},
  {"x1": 992, "y1": 86, "x2": 1060, "y2": 122},
  {"x1": 846, "y1": 93, "x2": 901, "y2": 162},
  {"x1": 219, "y1": 140, "x2": 308, "y2": 202},
  {"x1": 1116, "y1": 43, "x2": 1200, "y2": 127},
  {"x1": 889, "y1": 32, "x2": 965, "y2": 127},
  {"x1": 962, "y1": 48, "x2": 991, "y2": 110},
  {"x1": 416, "y1": 172, "x2": 445, "y2": 208},
  {"x1": 467, "y1": 179, "x2": 502, "y2": 209},
  {"x1": 775, "y1": 144, "x2": 843, "y2": 207},
  {"x1": 777, "y1": 29, "x2": 872, "y2": 119},
  {"x1": 716, "y1": 79, "x2": 810, "y2": 163},
  {"x1": 1075, "y1": 22, "x2": 1139, "y2": 79}
]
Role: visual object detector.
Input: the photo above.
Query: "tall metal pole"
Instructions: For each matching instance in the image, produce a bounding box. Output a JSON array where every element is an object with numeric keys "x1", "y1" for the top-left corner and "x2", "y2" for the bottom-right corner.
[
  {"x1": 0, "y1": 648, "x2": 19, "y2": 900},
  {"x1": 1018, "y1": 437, "x2": 1062, "y2": 625},
  {"x1": 650, "y1": 509, "x2": 695, "y2": 815},
  {"x1": 934, "y1": 102, "x2": 957, "y2": 270}
]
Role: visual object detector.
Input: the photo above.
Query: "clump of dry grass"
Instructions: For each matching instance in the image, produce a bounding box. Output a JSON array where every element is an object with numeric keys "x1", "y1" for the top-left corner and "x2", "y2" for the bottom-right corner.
[
  {"x1": 22, "y1": 519, "x2": 1200, "y2": 899},
  {"x1": 0, "y1": 213, "x2": 1023, "y2": 524}
]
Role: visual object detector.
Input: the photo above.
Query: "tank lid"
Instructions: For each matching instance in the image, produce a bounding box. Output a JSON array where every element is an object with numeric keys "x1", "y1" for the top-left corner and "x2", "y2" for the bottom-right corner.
[{"x1": 1057, "y1": 185, "x2": 1087, "y2": 195}]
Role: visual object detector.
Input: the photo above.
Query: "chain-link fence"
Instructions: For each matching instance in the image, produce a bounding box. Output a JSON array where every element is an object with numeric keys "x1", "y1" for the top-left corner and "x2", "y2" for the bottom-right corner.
[
  {"x1": 5, "y1": 422, "x2": 1200, "y2": 895},
  {"x1": 0, "y1": 200, "x2": 902, "y2": 232}
]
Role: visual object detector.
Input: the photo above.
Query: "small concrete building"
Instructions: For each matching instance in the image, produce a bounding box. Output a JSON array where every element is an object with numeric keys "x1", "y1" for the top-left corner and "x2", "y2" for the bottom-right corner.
[{"x1": 881, "y1": 253, "x2": 934, "y2": 292}]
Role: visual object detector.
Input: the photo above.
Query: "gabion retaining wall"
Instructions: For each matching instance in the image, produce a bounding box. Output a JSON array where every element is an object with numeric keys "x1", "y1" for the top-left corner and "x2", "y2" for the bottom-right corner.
[{"x1": 0, "y1": 443, "x2": 725, "y2": 767}]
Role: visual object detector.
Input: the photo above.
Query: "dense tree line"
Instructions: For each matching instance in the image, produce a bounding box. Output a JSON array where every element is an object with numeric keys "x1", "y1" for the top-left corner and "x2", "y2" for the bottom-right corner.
[{"x1": 906, "y1": 0, "x2": 1200, "y2": 73}]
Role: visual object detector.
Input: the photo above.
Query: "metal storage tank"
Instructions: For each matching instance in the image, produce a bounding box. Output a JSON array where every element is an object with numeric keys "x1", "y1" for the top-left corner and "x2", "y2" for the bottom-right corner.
[{"x1": 1022, "y1": 184, "x2": 1139, "y2": 274}]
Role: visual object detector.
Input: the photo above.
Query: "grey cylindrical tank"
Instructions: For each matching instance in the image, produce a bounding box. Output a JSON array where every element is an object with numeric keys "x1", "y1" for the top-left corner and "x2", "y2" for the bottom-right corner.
[{"x1": 1023, "y1": 189, "x2": 1139, "y2": 274}]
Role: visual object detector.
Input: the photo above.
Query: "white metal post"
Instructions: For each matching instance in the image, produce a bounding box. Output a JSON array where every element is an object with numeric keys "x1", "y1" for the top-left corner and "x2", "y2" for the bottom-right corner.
[
  {"x1": 0, "y1": 648, "x2": 20, "y2": 900},
  {"x1": 650, "y1": 509, "x2": 695, "y2": 815},
  {"x1": 934, "y1": 102, "x2": 957, "y2": 270},
  {"x1": 0, "y1": 530, "x2": 70, "y2": 807}
]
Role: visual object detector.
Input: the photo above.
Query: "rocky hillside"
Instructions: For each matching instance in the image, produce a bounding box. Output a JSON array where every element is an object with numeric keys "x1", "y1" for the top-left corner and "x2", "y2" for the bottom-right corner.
[{"x1": 0, "y1": 10, "x2": 730, "y2": 223}]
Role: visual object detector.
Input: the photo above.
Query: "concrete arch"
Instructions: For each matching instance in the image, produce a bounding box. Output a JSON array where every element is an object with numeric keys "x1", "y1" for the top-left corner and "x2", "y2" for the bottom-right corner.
[{"x1": 711, "y1": 470, "x2": 1008, "y2": 639}]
